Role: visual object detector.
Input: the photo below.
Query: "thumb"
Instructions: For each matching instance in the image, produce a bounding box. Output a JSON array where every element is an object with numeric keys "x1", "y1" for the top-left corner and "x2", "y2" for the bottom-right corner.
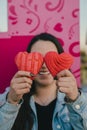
[{"x1": 56, "y1": 69, "x2": 73, "y2": 79}]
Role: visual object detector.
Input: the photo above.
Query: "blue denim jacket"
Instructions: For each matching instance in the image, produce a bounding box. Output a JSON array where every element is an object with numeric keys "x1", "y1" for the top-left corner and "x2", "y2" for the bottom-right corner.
[{"x1": 0, "y1": 87, "x2": 87, "y2": 130}]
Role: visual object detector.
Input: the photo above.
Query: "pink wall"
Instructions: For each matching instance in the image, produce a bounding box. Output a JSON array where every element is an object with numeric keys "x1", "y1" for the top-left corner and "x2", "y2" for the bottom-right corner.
[{"x1": 0, "y1": 0, "x2": 80, "y2": 93}]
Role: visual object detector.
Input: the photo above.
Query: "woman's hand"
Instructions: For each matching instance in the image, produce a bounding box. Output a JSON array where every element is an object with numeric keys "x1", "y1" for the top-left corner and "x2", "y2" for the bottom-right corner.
[
  {"x1": 56, "y1": 69, "x2": 79, "y2": 101},
  {"x1": 7, "y1": 71, "x2": 32, "y2": 105}
]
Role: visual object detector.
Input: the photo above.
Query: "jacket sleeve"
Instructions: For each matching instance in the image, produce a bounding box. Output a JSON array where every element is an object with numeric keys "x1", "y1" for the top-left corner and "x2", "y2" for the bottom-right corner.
[
  {"x1": 0, "y1": 87, "x2": 22, "y2": 130},
  {"x1": 66, "y1": 90, "x2": 87, "y2": 130}
]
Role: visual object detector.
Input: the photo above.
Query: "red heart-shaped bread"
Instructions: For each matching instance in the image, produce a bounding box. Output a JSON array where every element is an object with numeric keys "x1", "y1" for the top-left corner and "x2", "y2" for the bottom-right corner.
[
  {"x1": 15, "y1": 51, "x2": 43, "y2": 79},
  {"x1": 44, "y1": 51, "x2": 74, "y2": 77}
]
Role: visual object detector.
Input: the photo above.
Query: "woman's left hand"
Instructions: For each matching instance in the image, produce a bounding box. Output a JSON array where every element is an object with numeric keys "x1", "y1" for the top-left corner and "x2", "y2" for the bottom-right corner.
[{"x1": 56, "y1": 69, "x2": 79, "y2": 101}]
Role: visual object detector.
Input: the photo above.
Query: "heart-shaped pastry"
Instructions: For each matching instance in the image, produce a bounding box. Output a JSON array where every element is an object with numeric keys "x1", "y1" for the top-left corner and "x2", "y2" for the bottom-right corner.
[
  {"x1": 15, "y1": 51, "x2": 43, "y2": 79},
  {"x1": 44, "y1": 51, "x2": 74, "y2": 77}
]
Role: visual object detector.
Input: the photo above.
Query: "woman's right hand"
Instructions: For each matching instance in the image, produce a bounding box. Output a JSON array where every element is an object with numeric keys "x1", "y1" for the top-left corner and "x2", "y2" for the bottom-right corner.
[{"x1": 7, "y1": 71, "x2": 32, "y2": 105}]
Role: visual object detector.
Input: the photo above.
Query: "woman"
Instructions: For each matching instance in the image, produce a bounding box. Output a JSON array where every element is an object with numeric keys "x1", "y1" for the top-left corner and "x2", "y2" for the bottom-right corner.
[{"x1": 0, "y1": 33, "x2": 87, "y2": 130}]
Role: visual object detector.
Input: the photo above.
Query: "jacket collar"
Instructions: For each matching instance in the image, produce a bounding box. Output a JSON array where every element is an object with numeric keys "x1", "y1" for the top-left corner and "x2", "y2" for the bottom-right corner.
[
  {"x1": 52, "y1": 91, "x2": 66, "y2": 116},
  {"x1": 57, "y1": 91, "x2": 66, "y2": 104}
]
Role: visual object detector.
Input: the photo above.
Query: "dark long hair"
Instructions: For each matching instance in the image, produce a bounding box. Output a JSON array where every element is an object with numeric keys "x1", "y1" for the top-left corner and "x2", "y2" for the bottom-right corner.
[{"x1": 11, "y1": 32, "x2": 64, "y2": 130}]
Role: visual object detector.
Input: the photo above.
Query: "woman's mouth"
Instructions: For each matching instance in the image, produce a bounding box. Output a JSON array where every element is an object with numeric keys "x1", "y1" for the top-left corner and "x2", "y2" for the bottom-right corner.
[{"x1": 39, "y1": 71, "x2": 50, "y2": 75}]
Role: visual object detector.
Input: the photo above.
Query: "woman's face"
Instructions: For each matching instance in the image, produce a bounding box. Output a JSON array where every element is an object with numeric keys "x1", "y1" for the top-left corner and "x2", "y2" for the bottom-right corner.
[{"x1": 31, "y1": 40, "x2": 58, "y2": 86}]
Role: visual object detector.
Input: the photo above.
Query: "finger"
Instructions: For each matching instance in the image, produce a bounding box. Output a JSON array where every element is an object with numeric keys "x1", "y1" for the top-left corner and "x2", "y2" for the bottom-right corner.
[
  {"x1": 13, "y1": 71, "x2": 31, "y2": 78},
  {"x1": 59, "y1": 87, "x2": 70, "y2": 94},
  {"x1": 58, "y1": 77, "x2": 74, "y2": 82},
  {"x1": 57, "y1": 77, "x2": 76, "y2": 88},
  {"x1": 11, "y1": 77, "x2": 32, "y2": 84},
  {"x1": 12, "y1": 83, "x2": 32, "y2": 90},
  {"x1": 16, "y1": 87, "x2": 30, "y2": 95},
  {"x1": 57, "y1": 81, "x2": 72, "y2": 88},
  {"x1": 57, "y1": 69, "x2": 74, "y2": 79}
]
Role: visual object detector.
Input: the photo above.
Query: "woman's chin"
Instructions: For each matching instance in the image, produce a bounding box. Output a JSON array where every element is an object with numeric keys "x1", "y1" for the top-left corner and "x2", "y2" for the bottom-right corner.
[{"x1": 34, "y1": 75, "x2": 54, "y2": 86}]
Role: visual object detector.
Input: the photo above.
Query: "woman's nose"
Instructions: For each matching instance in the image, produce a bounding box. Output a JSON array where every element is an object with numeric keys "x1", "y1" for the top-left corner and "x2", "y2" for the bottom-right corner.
[{"x1": 42, "y1": 62, "x2": 47, "y2": 68}]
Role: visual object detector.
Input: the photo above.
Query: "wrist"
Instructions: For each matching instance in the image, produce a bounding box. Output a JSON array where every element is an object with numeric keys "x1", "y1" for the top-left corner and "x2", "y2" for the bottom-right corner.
[
  {"x1": 6, "y1": 93, "x2": 22, "y2": 105},
  {"x1": 65, "y1": 91, "x2": 81, "y2": 103}
]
